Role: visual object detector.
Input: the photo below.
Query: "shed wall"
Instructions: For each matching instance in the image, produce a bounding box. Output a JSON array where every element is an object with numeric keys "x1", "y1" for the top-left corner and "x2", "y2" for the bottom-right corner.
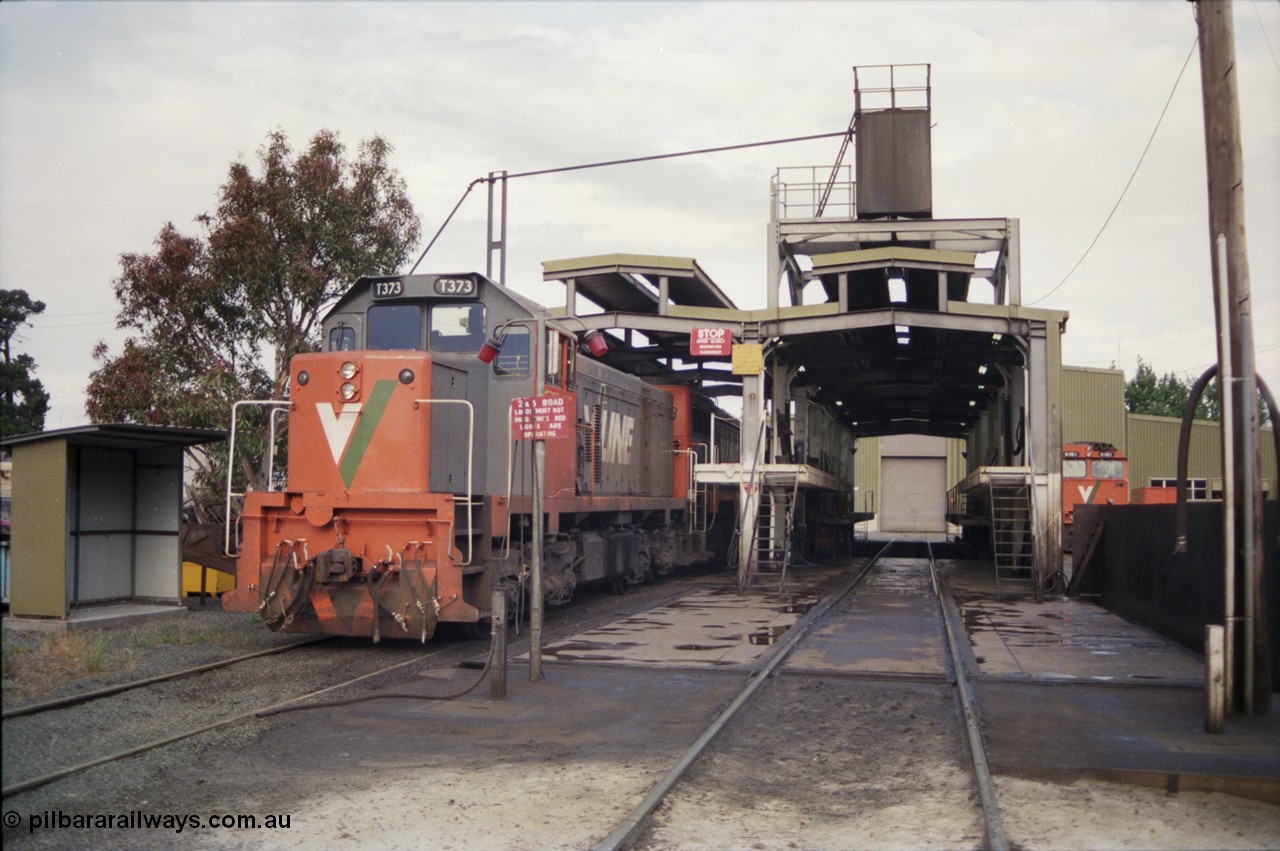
[
  {"x1": 1062, "y1": 366, "x2": 1127, "y2": 451},
  {"x1": 11, "y1": 440, "x2": 69, "y2": 618}
]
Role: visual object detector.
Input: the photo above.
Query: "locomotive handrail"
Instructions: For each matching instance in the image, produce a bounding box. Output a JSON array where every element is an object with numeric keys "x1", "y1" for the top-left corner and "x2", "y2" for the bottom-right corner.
[
  {"x1": 414, "y1": 398, "x2": 476, "y2": 567},
  {"x1": 224, "y1": 400, "x2": 291, "y2": 557},
  {"x1": 685, "y1": 442, "x2": 713, "y2": 533},
  {"x1": 672, "y1": 449, "x2": 701, "y2": 534}
]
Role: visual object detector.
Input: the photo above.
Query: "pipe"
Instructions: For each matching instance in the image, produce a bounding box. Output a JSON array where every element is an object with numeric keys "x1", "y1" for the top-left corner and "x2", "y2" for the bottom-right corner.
[
  {"x1": 1173, "y1": 364, "x2": 1219, "y2": 554},
  {"x1": 1217, "y1": 233, "x2": 1236, "y2": 716}
]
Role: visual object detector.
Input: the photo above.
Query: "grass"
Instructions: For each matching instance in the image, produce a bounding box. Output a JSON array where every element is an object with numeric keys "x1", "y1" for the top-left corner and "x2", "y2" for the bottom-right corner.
[
  {"x1": 127, "y1": 619, "x2": 239, "y2": 649},
  {"x1": 2, "y1": 631, "x2": 134, "y2": 698}
]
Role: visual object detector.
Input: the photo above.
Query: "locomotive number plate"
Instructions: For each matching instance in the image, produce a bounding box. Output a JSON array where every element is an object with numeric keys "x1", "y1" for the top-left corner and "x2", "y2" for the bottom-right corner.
[
  {"x1": 434, "y1": 277, "x2": 476, "y2": 296},
  {"x1": 371, "y1": 280, "x2": 404, "y2": 299}
]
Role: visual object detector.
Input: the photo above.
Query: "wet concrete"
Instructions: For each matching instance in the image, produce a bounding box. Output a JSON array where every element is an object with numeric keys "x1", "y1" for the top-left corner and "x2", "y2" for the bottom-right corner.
[
  {"x1": 942, "y1": 558, "x2": 1280, "y2": 796},
  {"x1": 530, "y1": 570, "x2": 838, "y2": 668}
]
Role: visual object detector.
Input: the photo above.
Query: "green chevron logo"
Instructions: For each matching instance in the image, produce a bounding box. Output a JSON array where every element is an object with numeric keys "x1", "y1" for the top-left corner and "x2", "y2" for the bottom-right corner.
[{"x1": 315, "y1": 379, "x2": 397, "y2": 488}]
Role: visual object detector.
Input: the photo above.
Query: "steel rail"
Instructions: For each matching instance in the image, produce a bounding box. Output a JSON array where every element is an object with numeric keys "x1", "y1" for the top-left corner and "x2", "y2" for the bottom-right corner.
[
  {"x1": 1, "y1": 637, "x2": 328, "y2": 721},
  {"x1": 927, "y1": 542, "x2": 1009, "y2": 851},
  {"x1": 1, "y1": 644, "x2": 463, "y2": 798},
  {"x1": 1, "y1": 577, "x2": 697, "y2": 800},
  {"x1": 595, "y1": 540, "x2": 895, "y2": 851}
]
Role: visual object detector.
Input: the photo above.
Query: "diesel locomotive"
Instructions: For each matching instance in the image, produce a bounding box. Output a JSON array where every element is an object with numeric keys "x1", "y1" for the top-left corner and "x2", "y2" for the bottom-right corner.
[{"x1": 222, "y1": 272, "x2": 740, "y2": 640}]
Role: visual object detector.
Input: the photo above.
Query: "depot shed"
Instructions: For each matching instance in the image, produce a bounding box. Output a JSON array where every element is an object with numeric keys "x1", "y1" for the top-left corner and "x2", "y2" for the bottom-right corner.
[{"x1": 1, "y1": 424, "x2": 224, "y2": 621}]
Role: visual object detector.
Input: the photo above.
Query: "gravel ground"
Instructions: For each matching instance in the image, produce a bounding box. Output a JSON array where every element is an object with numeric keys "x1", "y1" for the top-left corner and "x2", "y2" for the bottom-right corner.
[
  {"x1": 0, "y1": 578, "x2": 698, "y2": 849},
  {"x1": 4, "y1": 572, "x2": 1279, "y2": 850}
]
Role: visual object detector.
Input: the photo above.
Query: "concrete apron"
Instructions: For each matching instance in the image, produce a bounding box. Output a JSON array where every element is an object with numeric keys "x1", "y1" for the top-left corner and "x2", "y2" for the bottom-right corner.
[{"x1": 944, "y1": 559, "x2": 1280, "y2": 803}]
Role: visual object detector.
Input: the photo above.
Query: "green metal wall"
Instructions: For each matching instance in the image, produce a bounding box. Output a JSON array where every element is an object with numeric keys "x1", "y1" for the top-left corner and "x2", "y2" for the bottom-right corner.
[
  {"x1": 1062, "y1": 366, "x2": 1127, "y2": 451},
  {"x1": 1125, "y1": 414, "x2": 1277, "y2": 493},
  {"x1": 11, "y1": 440, "x2": 69, "y2": 618}
]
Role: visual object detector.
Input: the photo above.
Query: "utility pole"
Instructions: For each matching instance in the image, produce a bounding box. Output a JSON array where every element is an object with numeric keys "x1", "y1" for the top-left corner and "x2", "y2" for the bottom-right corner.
[{"x1": 1194, "y1": 0, "x2": 1269, "y2": 716}]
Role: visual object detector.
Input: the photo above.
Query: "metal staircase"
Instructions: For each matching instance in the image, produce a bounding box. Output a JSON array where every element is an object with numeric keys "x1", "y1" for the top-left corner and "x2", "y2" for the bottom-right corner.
[
  {"x1": 732, "y1": 468, "x2": 802, "y2": 594},
  {"x1": 990, "y1": 477, "x2": 1034, "y2": 598}
]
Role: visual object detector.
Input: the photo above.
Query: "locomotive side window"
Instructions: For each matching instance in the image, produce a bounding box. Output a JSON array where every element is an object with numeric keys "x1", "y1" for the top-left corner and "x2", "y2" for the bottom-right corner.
[
  {"x1": 1063, "y1": 459, "x2": 1087, "y2": 478},
  {"x1": 544, "y1": 331, "x2": 575, "y2": 390},
  {"x1": 430, "y1": 303, "x2": 486, "y2": 352},
  {"x1": 493, "y1": 326, "x2": 530, "y2": 377},
  {"x1": 328, "y1": 325, "x2": 356, "y2": 352},
  {"x1": 368, "y1": 304, "x2": 422, "y2": 350},
  {"x1": 545, "y1": 328, "x2": 562, "y2": 388}
]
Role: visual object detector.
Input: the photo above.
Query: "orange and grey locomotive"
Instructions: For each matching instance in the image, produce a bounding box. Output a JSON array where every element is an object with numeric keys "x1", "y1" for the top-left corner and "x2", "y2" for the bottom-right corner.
[{"x1": 222, "y1": 273, "x2": 738, "y2": 640}]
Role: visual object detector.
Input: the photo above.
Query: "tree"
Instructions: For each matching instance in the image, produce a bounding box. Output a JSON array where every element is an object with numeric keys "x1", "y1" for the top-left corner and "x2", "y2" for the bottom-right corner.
[
  {"x1": 1124, "y1": 355, "x2": 1267, "y2": 424},
  {"x1": 1124, "y1": 357, "x2": 1192, "y2": 418},
  {"x1": 0, "y1": 289, "x2": 50, "y2": 436},
  {"x1": 87, "y1": 129, "x2": 421, "y2": 518}
]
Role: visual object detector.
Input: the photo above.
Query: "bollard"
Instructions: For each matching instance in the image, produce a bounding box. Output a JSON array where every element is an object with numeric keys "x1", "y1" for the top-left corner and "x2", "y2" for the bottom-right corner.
[
  {"x1": 490, "y1": 589, "x2": 507, "y2": 700},
  {"x1": 1205, "y1": 624, "x2": 1224, "y2": 734}
]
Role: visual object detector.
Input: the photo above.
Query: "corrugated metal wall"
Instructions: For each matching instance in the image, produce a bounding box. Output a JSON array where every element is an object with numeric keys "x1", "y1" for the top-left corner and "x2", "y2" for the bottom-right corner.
[
  {"x1": 1062, "y1": 366, "x2": 1127, "y2": 451},
  {"x1": 853, "y1": 436, "x2": 880, "y2": 518},
  {"x1": 1126, "y1": 414, "x2": 1276, "y2": 491}
]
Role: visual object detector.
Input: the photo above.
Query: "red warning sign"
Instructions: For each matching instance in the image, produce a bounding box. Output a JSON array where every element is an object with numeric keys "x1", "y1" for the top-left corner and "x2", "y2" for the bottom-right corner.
[
  {"x1": 690, "y1": 327, "x2": 732, "y2": 356},
  {"x1": 511, "y1": 396, "x2": 571, "y2": 440}
]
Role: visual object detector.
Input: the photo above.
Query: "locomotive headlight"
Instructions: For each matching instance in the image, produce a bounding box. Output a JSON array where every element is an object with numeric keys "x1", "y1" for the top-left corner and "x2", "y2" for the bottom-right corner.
[
  {"x1": 398, "y1": 368, "x2": 415, "y2": 385},
  {"x1": 340, "y1": 382, "x2": 358, "y2": 400},
  {"x1": 340, "y1": 361, "x2": 358, "y2": 380},
  {"x1": 296, "y1": 370, "x2": 310, "y2": 386}
]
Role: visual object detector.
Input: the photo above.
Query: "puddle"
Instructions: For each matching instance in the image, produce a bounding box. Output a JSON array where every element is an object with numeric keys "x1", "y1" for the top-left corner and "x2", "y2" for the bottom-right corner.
[
  {"x1": 673, "y1": 644, "x2": 734, "y2": 652},
  {"x1": 748, "y1": 625, "x2": 791, "y2": 645},
  {"x1": 777, "y1": 600, "x2": 815, "y2": 615}
]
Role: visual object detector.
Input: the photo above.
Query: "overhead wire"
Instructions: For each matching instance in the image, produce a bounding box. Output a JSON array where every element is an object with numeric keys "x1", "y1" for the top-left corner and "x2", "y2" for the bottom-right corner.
[
  {"x1": 1027, "y1": 36, "x2": 1199, "y2": 307},
  {"x1": 408, "y1": 130, "x2": 850, "y2": 271}
]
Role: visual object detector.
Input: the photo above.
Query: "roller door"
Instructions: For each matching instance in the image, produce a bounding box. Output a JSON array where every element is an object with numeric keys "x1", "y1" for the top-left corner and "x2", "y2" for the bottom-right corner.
[{"x1": 880, "y1": 456, "x2": 946, "y2": 533}]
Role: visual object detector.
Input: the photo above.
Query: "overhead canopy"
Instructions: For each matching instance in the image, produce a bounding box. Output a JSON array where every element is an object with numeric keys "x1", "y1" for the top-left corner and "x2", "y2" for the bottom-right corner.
[{"x1": 543, "y1": 253, "x2": 738, "y2": 313}]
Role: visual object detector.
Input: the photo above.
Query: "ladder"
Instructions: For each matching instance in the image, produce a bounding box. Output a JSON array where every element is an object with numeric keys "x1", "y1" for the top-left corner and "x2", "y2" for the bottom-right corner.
[
  {"x1": 753, "y1": 475, "x2": 801, "y2": 591},
  {"x1": 990, "y1": 479, "x2": 1034, "y2": 598}
]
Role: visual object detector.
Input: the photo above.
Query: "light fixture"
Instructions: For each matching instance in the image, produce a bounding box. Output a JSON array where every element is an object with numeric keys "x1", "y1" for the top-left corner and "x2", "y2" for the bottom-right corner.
[
  {"x1": 582, "y1": 330, "x2": 608, "y2": 357},
  {"x1": 477, "y1": 336, "x2": 503, "y2": 364},
  {"x1": 340, "y1": 361, "x2": 358, "y2": 380}
]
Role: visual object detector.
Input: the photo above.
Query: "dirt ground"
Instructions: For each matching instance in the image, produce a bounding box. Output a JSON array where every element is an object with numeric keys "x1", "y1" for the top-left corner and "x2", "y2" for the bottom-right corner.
[{"x1": 4, "y1": 580, "x2": 1280, "y2": 849}]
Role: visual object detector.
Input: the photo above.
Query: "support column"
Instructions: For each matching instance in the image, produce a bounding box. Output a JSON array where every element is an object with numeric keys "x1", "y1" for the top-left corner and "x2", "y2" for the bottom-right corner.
[{"x1": 739, "y1": 372, "x2": 767, "y2": 586}]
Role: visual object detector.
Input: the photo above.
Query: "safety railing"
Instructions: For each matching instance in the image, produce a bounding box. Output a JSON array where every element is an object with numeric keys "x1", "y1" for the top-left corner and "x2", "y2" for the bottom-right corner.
[{"x1": 224, "y1": 400, "x2": 290, "y2": 557}]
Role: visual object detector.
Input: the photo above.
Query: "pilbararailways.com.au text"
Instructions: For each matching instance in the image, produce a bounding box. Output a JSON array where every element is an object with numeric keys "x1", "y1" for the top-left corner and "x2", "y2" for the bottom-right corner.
[{"x1": 6, "y1": 809, "x2": 292, "y2": 834}]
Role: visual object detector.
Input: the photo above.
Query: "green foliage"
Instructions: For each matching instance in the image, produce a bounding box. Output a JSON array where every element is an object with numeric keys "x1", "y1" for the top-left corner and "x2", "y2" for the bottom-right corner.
[
  {"x1": 0, "y1": 289, "x2": 50, "y2": 436},
  {"x1": 1124, "y1": 356, "x2": 1268, "y2": 424},
  {"x1": 85, "y1": 129, "x2": 421, "y2": 513}
]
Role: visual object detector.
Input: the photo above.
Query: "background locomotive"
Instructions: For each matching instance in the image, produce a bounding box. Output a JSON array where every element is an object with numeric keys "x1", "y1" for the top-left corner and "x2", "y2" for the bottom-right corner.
[{"x1": 222, "y1": 272, "x2": 740, "y2": 640}]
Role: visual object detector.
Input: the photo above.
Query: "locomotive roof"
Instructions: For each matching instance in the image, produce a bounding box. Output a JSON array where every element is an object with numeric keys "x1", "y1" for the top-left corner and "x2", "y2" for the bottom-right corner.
[{"x1": 325, "y1": 272, "x2": 548, "y2": 321}]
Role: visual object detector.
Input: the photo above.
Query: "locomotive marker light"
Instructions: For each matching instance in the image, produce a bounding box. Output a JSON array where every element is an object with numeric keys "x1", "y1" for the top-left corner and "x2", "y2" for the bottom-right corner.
[
  {"x1": 582, "y1": 329, "x2": 609, "y2": 358},
  {"x1": 477, "y1": 336, "x2": 502, "y2": 364},
  {"x1": 477, "y1": 322, "x2": 608, "y2": 365}
]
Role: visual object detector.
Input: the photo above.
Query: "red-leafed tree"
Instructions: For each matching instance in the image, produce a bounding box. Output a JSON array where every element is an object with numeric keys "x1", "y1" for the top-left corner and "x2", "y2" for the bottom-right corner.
[{"x1": 87, "y1": 130, "x2": 421, "y2": 520}]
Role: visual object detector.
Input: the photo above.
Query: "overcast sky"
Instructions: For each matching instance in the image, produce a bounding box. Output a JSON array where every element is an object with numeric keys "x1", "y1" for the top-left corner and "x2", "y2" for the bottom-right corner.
[{"x1": 2, "y1": 0, "x2": 1277, "y2": 431}]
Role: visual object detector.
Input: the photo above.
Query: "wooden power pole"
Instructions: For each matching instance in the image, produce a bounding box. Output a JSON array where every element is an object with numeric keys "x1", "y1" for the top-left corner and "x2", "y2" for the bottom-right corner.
[{"x1": 1194, "y1": 0, "x2": 1270, "y2": 716}]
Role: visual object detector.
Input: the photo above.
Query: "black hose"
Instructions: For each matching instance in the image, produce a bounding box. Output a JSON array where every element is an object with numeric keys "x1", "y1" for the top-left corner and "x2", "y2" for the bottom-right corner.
[
  {"x1": 1174, "y1": 368, "x2": 1279, "y2": 552},
  {"x1": 1173, "y1": 365, "x2": 1218, "y2": 554}
]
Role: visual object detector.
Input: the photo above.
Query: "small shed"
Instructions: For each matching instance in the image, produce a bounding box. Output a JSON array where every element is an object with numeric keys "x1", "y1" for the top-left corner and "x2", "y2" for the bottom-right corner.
[{"x1": 1, "y1": 424, "x2": 225, "y2": 621}]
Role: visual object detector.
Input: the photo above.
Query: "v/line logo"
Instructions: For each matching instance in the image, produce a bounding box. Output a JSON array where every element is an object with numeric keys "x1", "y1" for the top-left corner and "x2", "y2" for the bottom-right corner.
[{"x1": 313, "y1": 379, "x2": 397, "y2": 486}]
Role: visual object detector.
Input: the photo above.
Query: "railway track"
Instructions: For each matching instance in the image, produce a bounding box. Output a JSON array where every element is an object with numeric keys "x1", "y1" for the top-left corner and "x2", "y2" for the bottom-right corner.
[
  {"x1": 595, "y1": 541, "x2": 1009, "y2": 851},
  {"x1": 1, "y1": 637, "x2": 329, "y2": 721},
  {"x1": 0, "y1": 576, "x2": 699, "y2": 801}
]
